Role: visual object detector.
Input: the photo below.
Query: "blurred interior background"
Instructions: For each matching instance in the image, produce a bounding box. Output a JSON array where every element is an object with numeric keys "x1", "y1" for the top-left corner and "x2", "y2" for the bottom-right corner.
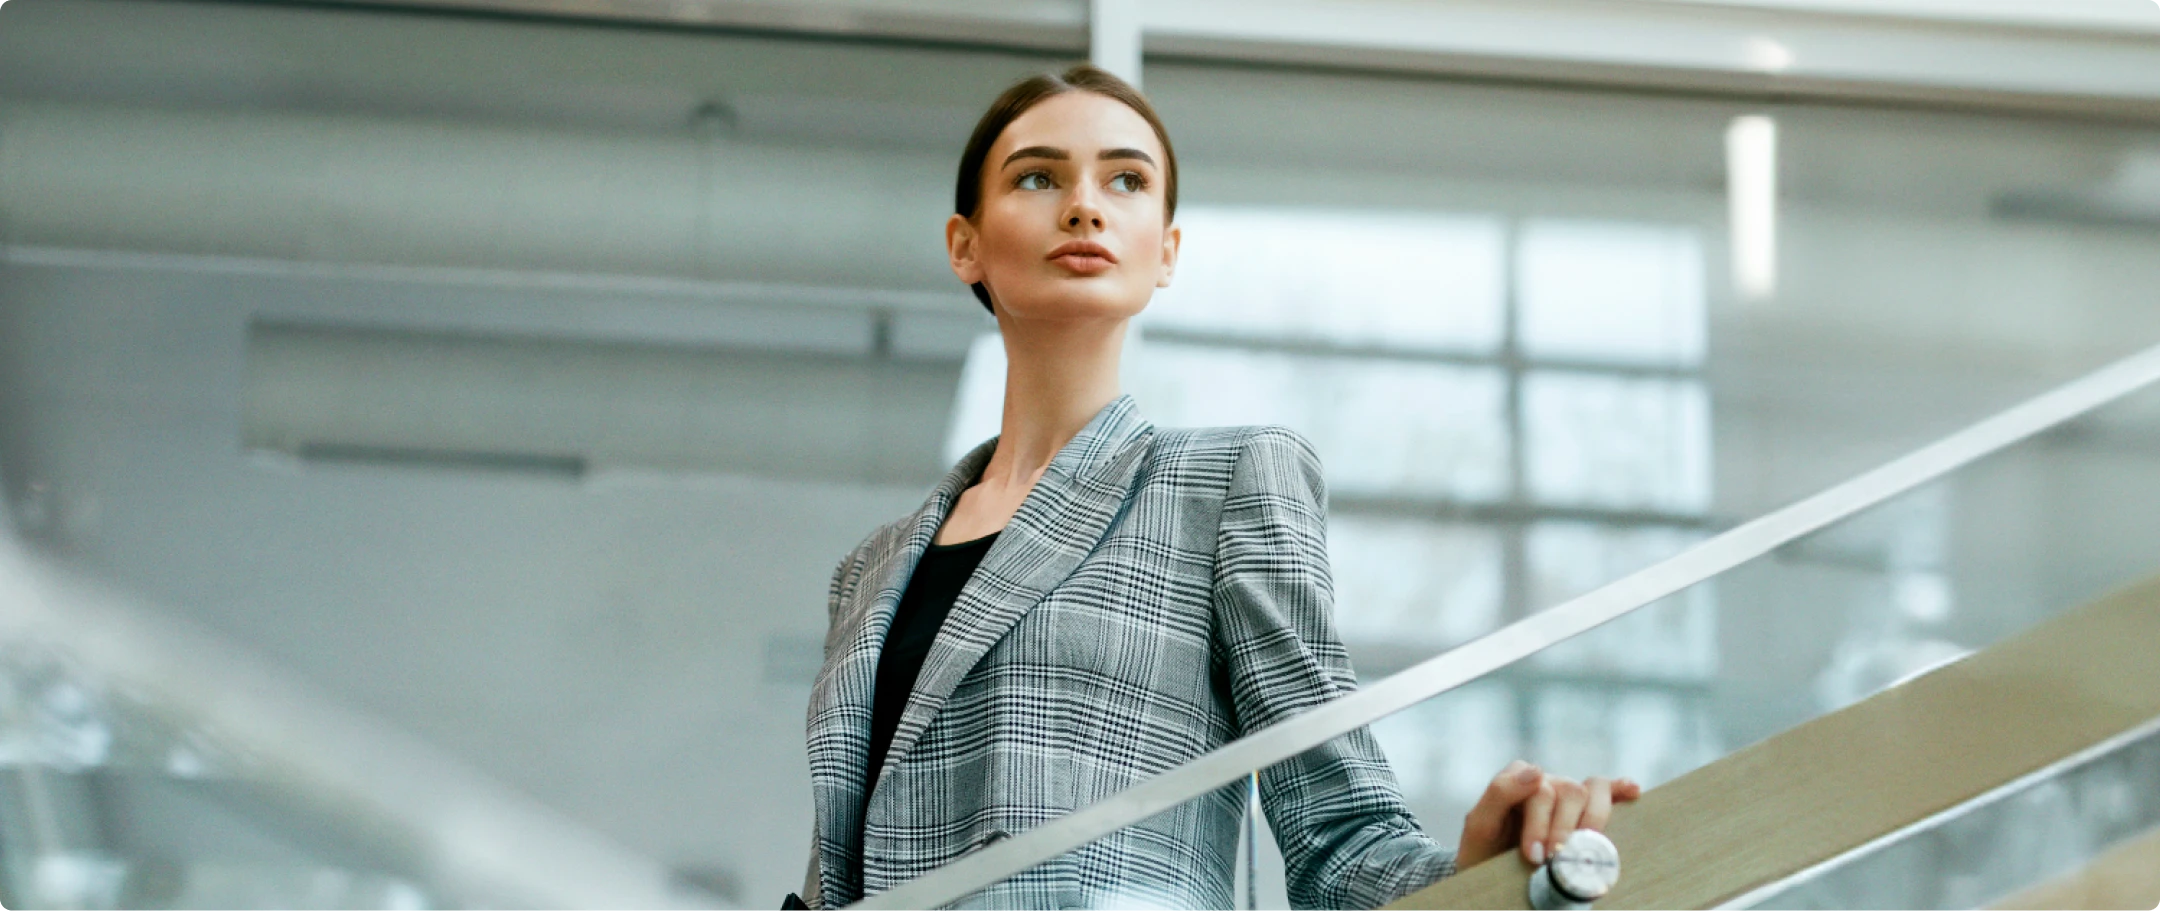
[{"x1": 2, "y1": 0, "x2": 2159, "y2": 907}]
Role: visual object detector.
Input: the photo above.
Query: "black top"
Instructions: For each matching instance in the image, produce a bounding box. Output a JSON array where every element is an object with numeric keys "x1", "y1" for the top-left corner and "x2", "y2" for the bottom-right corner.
[{"x1": 861, "y1": 527, "x2": 1000, "y2": 817}]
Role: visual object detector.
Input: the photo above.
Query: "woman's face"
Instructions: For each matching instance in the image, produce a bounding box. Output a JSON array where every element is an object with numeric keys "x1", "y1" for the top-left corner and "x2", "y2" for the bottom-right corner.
[{"x1": 948, "y1": 91, "x2": 1180, "y2": 322}]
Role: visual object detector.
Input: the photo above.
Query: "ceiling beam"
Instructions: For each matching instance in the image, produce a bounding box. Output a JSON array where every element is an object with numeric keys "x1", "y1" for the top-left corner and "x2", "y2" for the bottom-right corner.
[
  {"x1": 1647, "y1": 0, "x2": 2160, "y2": 35},
  {"x1": 232, "y1": 0, "x2": 2160, "y2": 119}
]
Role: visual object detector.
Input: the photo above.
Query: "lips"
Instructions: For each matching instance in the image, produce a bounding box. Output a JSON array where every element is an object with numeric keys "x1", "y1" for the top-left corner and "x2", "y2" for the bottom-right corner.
[{"x1": 1047, "y1": 240, "x2": 1117, "y2": 275}]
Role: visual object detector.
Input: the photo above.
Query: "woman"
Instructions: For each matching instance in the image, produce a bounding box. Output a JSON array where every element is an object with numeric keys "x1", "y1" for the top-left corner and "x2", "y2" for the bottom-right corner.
[{"x1": 802, "y1": 65, "x2": 1640, "y2": 910}]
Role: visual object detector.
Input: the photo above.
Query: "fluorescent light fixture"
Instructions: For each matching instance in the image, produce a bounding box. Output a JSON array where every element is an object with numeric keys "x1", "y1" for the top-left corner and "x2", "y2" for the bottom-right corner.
[
  {"x1": 1743, "y1": 37, "x2": 1795, "y2": 73},
  {"x1": 1726, "y1": 114, "x2": 1779, "y2": 302}
]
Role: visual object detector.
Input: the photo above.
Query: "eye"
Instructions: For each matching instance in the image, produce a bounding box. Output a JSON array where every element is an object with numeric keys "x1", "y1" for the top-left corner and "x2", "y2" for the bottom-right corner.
[
  {"x1": 1015, "y1": 170, "x2": 1055, "y2": 191},
  {"x1": 1109, "y1": 171, "x2": 1149, "y2": 193}
]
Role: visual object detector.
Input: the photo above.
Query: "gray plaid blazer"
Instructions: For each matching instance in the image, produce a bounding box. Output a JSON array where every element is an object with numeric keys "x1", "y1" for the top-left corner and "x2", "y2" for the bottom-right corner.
[{"x1": 804, "y1": 393, "x2": 1456, "y2": 909}]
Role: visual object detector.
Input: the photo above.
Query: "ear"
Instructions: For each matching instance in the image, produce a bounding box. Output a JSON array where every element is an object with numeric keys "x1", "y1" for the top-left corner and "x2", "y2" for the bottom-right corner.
[
  {"x1": 947, "y1": 213, "x2": 985, "y2": 286},
  {"x1": 1155, "y1": 221, "x2": 1182, "y2": 289}
]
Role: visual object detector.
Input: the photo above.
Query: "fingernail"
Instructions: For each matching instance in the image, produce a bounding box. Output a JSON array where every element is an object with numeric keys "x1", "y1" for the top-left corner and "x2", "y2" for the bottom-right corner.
[
  {"x1": 1515, "y1": 766, "x2": 1541, "y2": 784},
  {"x1": 1528, "y1": 842, "x2": 1545, "y2": 865}
]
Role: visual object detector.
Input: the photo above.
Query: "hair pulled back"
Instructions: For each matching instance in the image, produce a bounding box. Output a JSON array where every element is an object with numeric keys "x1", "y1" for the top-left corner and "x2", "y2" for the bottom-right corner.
[{"x1": 954, "y1": 64, "x2": 1179, "y2": 314}]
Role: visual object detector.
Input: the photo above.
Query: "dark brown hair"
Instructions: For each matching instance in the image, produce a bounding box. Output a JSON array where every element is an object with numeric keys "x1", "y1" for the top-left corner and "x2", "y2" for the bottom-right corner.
[{"x1": 954, "y1": 64, "x2": 1179, "y2": 313}]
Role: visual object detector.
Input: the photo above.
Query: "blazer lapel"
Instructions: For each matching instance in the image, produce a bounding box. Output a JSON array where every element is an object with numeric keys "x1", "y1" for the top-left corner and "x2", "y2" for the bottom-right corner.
[
  {"x1": 871, "y1": 393, "x2": 1155, "y2": 793},
  {"x1": 806, "y1": 433, "x2": 999, "y2": 904}
]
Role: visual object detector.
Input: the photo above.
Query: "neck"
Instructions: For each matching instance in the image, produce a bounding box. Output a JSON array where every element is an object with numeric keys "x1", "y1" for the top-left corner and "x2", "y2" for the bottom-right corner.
[{"x1": 980, "y1": 314, "x2": 1128, "y2": 490}]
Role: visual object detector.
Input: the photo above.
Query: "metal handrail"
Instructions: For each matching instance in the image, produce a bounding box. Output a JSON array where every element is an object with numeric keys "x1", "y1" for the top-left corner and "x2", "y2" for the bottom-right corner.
[{"x1": 852, "y1": 339, "x2": 2160, "y2": 910}]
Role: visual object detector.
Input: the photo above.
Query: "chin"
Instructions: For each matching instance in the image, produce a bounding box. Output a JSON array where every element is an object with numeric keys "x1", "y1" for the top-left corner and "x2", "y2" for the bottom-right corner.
[{"x1": 1000, "y1": 279, "x2": 1153, "y2": 322}]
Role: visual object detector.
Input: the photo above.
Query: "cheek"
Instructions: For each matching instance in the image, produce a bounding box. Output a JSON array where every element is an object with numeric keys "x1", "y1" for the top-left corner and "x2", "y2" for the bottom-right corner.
[
  {"x1": 1124, "y1": 223, "x2": 1167, "y2": 270},
  {"x1": 977, "y1": 206, "x2": 1044, "y2": 266}
]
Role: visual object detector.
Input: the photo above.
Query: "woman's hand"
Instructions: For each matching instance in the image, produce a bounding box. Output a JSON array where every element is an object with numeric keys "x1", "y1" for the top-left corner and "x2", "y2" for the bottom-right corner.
[{"x1": 1455, "y1": 759, "x2": 1642, "y2": 870}]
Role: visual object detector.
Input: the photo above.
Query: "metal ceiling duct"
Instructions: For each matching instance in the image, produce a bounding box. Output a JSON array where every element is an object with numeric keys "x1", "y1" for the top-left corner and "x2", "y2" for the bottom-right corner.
[{"x1": 0, "y1": 100, "x2": 964, "y2": 294}]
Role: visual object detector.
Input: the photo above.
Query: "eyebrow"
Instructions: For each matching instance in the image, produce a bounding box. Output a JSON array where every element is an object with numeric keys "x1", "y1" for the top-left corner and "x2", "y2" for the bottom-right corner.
[{"x1": 1000, "y1": 146, "x2": 1158, "y2": 168}]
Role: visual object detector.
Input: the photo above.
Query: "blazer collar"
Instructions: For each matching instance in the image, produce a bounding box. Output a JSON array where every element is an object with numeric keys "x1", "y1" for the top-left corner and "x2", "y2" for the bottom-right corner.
[{"x1": 806, "y1": 392, "x2": 1154, "y2": 903}]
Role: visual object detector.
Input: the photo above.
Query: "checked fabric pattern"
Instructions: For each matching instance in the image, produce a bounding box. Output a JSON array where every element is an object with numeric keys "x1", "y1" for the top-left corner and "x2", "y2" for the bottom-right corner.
[{"x1": 803, "y1": 393, "x2": 1457, "y2": 909}]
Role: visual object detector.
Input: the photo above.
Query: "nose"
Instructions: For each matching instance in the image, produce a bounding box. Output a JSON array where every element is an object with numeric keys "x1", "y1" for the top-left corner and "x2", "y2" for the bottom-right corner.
[{"x1": 1063, "y1": 187, "x2": 1106, "y2": 232}]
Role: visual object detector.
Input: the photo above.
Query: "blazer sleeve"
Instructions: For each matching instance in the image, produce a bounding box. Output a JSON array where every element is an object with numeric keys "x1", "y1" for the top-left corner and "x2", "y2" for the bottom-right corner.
[
  {"x1": 804, "y1": 544, "x2": 868, "y2": 911},
  {"x1": 1211, "y1": 425, "x2": 1458, "y2": 910}
]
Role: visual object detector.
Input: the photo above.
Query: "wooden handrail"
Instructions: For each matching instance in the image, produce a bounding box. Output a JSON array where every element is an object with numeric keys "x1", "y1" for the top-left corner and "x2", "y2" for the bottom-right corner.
[{"x1": 1390, "y1": 573, "x2": 2160, "y2": 910}]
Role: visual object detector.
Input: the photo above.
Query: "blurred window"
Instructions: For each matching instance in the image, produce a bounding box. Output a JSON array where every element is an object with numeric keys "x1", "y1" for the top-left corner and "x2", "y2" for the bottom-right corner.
[
  {"x1": 1148, "y1": 208, "x2": 1507, "y2": 353},
  {"x1": 1522, "y1": 371, "x2": 1712, "y2": 512},
  {"x1": 1330, "y1": 517, "x2": 1503, "y2": 651},
  {"x1": 1517, "y1": 221, "x2": 1706, "y2": 367},
  {"x1": 1131, "y1": 346, "x2": 1512, "y2": 501}
]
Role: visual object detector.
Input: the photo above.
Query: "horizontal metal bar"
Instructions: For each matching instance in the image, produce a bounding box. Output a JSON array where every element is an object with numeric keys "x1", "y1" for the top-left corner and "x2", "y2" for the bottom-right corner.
[
  {"x1": 0, "y1": 245, "x2": 979, "y2": 318},
  {"x1": 1328, "y1": 493, "x2": 1724, "y2": 532},
  {"x1": 1141, "y1": 326, "x2": 1706, "y2": 381},
  {"x1": 247, "y1": 0, "x2": 2160, "y2": 122},
  {"x1": 852, "y1": 338, "x2": 2160, "y2": 909},
  {"x1": 236, "y1": 0, "x2": 1092, "y2": 52}
]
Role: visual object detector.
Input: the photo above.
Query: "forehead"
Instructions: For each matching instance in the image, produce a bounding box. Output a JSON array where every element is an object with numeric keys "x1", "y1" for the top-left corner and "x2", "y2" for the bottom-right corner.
[{"x1": 991, "y1": 91, "x2": 1164, "y2": 163}]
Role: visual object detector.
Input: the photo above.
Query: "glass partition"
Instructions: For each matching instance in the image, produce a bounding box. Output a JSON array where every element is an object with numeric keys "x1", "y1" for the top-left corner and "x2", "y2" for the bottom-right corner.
[
  {"x1": 900, "y1": 376, "x2": 2160, "y2": 909},
  {"x1": 1741, "y1": 720, "x2": 2160, "y2": 910},
  {"x1": 0, "y1": 538, "x2": 709, "y2": 909},
  {"x1": 0, "y1": 635, "x2": 433, "y2": 909},
  {"x1": 4, "y1": 2, "x2": 2160, "y2": 908}
]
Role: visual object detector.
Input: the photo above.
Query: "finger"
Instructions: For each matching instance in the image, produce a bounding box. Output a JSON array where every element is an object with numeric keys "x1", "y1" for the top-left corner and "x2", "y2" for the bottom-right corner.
[
  {"x1": 1546, "y1": 777, "x2": 1589, "y2": 858},
  {"x1": 1488, "y1": 760, "x2": 1542, "y2": 799},
  {"x1": 1582, "y1": 777, "x2": 1616, "y2": 832},
  {"x1": 1465, "y1": 761, "x2": 1542, "y2": 845},
  {"x1": 1520, "y1": 778, "x2": 1557, "y2": 865},
  {"x1": 1614, "y1": 778, "x2": 1643, "y2": 801}
]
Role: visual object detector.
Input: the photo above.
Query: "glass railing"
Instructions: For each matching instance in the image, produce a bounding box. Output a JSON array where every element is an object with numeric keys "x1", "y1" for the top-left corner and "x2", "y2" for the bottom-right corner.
[
  {"x1": 0, "y1": 537, "x2": 701, "y2": 909},
  {"x1": 1739, "y1": 718, "x2": 2160, "y2": 910},
  {"x1": 3, "y1": 336, "x2": 2156, "y2": 909},
  {"x1": 851, "y1": 340, "x2": 2160, "y2": 910}
]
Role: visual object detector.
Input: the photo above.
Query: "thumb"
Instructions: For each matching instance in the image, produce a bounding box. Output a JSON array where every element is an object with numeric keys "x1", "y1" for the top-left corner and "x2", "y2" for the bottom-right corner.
[{"x1": 1458, "y1": 761, "x2": 1545, "y2": 869}]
